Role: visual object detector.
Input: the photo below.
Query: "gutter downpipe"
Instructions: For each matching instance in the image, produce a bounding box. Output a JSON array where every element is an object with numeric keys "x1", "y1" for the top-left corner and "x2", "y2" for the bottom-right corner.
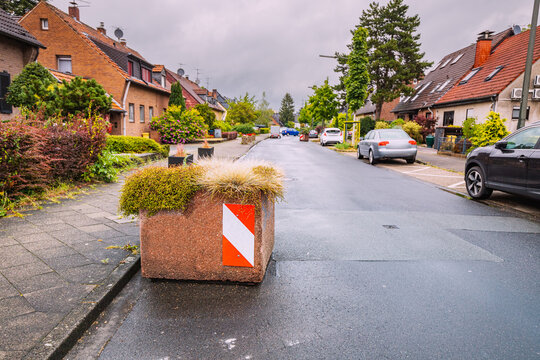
[{"x1": 121, "y1": 80, "x2": 131, "y2": 136}]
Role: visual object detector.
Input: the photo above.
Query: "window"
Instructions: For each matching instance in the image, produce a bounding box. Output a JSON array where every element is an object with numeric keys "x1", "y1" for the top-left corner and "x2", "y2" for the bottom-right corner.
[
  {"x1": 402, "y1": 96, "x2": 410, "y2": 103},
  {"x1": 512, "y1": 106, "x2": 529, "y2": 120},
  {"x1": 430, "y1": 83, "x2": 441, "y2": 93},
  {"x1": 443, "y1": 111, "x2": 454, "y2": 126},
  {"x1": 57, "y1": 56, "x2": 72, "y2": 73},
  {"x1": 460, "y1": 68, "x2": 481, "y2": 84},
  {"x1": 128, "y1": 61, "x2": 133, "y2": 76},
  {"x1": 410, "y1": 94, "x2": 419, "y2": 102},
  {"x1": 0, "y1": 71, "x2": 12, "y2": 114},
  {"x1": 161, "y1": 75, "x2": 165, "y2": 88},
  {"x1": 437, "y1": 79, "x2": 451, "y2": 92},
  {"x1": 505, "y1": 126, "x2": 540, "y2": 149},
  {"x1": 149, "y1": 106, "x2": 154, "y2": 121},
  {"x1": 413, "y1": 78, "x2": 418, "y2": 85},
  {"x1": 451, "y1": 53, "x2": 464, "y2": 65},
  {"x1": 128, "y1": 103, "x2": 134, "y2": 122},
  {"x1": 142, "y1": 68, "x2": 152, "y2": 83},
  {"x1": 439, "y1": 58, "x2": 451, "y2": 68},
  {"x1": 139, "y1": 105, "x2": 145, "y2": 123},
  {"x1": 466, "y1": 108, "x2": 474, "y2": 120},
  {"x1": 40, "y1": 18, "x2": 49, "y2": 30},
  {"x1": 485, "y1": 66, "x2": 504, "y2": 81},
  {"x1": 416, "y1": 81, "x2": 432, "y2": 95}
]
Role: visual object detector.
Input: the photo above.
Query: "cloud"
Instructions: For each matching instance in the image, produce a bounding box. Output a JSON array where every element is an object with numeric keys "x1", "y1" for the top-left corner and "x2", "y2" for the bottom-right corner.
[{"x1": 49, "y1": 0, "x2": 532, "y2": 110}]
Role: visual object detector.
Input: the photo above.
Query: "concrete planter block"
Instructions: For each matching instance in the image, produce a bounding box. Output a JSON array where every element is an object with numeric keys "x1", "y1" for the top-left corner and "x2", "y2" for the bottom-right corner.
[{"x1": 139, "y1": 192, "x2": 275, "y2": 283}]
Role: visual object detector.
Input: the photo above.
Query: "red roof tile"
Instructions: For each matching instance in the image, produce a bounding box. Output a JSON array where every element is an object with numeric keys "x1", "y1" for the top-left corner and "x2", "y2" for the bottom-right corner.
[{"x1": 436, "y1": 27, "x2": 540, "y2": 105}]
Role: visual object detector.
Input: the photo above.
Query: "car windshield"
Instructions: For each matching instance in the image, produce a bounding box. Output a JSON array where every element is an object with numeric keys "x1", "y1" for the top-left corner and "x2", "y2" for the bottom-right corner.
[
  {"x1": 379, "y1": 130, "x2": 409, "y2": 140},
  {"x1": 326, "y1": 130, "x2": 340, "y2": 134}
]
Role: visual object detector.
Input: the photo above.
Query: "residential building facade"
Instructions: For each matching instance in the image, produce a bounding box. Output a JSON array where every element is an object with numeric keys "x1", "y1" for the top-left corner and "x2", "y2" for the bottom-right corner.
[{"x1": 20, "y1": 2, "x2": 169, "y2": 136}]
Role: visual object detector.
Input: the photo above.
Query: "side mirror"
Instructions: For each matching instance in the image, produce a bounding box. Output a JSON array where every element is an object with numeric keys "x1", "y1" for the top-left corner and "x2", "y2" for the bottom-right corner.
[{"x1": 494, "y1": 140, "x2": 508, "y2": 150}]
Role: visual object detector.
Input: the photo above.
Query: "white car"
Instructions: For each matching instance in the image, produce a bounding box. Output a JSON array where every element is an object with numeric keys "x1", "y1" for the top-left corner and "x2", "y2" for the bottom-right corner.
[{"x1": 320, "y1": 128, "x2": 343, "y2": 146}]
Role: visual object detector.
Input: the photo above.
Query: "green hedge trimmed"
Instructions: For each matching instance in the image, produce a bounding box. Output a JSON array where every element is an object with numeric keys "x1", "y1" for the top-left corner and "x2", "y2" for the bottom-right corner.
[
  {"x1": 105, "y1": 136, "x2": 169, "y2": 158},
  {"x1": 259, "y1": 128, "x2": 269, "y2": 134}
]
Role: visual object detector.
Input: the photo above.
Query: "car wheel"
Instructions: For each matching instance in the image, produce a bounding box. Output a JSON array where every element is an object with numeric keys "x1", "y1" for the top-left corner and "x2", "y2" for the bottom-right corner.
[
  {"x1": 406, "y1": 156, "x2": 415, "y2": 164},
  {"x1": 368, "y1": 149, "x2": 377, "y2": 165},
  {"x1": 465, "y1": 166, "x2": 493, "y2": 199},
  {"x1": 357, "y1": 147, "x2": 363, "y2": 159}
]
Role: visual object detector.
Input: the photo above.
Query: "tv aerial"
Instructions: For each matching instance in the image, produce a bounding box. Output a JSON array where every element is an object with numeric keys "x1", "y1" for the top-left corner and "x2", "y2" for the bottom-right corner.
[{"x1": 69, "y1": 0, "x2": 90, "y2": 8}]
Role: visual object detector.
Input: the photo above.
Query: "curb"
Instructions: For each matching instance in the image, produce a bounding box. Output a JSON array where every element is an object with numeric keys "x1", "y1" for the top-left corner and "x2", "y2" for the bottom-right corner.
[{"x1": 23, "y1": 255, "x2": 141, "y2": 360}]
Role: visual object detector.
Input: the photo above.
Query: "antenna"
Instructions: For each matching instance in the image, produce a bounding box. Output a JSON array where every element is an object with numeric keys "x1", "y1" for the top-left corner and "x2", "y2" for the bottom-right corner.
[
  {"x1": 205, "y1": 77, "x2": 210, "y2": 89},
  {"x1": 69, "y1": 0, "x2": 91, "y2": 8},
  {"x1": 194, "y1": 68, "x2": 201, "y2": 85},
  {"x1": 114, "y1": 28, "x2": 124, "y2": 40}
]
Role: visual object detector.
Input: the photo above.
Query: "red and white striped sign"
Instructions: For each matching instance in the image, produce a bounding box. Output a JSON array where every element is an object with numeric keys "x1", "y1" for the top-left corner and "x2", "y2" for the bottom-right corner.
[{"x1": 222, "y1": 203, "x2": 255, "y2": 267}]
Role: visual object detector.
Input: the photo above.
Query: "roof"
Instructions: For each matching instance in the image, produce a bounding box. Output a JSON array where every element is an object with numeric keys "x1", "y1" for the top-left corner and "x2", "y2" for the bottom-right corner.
[
  {"x1": 355, "y1": 96, "x2": 376, "y2": 115},
  {"x1": 48, "y1": 68, "x2": 126, "y2": 113},
  {"x1": 153, "y1": 65, "x2": 164, "y2": 73},
  {"x1": 392, "y1": 28, "x2": 513, "y2": 114},
  {"x1": 33, "y1": 2, "x2": 169, "y2": 94},
  {"x1": 436, "y1": 26, "x2": 540, "y2": 106},
  {"x1": 0, "y1": 8, "x2": 44, "y2": 48}
]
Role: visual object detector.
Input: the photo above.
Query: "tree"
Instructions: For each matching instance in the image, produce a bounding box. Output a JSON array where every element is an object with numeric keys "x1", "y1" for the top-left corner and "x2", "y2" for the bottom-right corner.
[
  {"x1": 194, "y1": 103, "x2": 216, "y2": 130},
  {"x1": 6, "y1": 62, "x2": 56, "y2": 111},
  {"x1": 1, "y1": 0, "x2": 42, "y2": 16},
  {"x1": 169, "y1": 82, "x2": 186, "y2": 112},
  {"x1": 297, "y1": 102, "x2": 312, "y2": 126},
  {"x1": 256, "y1": 92, "x2": 274, "y2": 126},
  {"x1": 308, "y1": 79, "x2": 339, "y2": 130},
  {"x1": 335, "y1": 0, "x2": 431, "y2": 119},
  {"x1": 345, "y1": 27, "x2": 370, "y2": 113},
  {"x1": 226, "y1": 93, "x2": 258, "y2": 124},
  {"x1": 279, "y1": 93, "x2": 295, "y2": 125},
  {"x1": 45, "y1": 77, "x2": 111, "y2": 117}
]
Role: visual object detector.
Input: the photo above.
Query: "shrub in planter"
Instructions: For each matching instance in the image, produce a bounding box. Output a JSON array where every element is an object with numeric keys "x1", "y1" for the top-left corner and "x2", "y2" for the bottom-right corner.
[
  {"x1": 150, "y1": 106, "x2": 207, "y2": 144},
  {"x1": 105, "y1": 135, "x2": 168, "y2": 157},
  {"x1": 119, "y1": 159, "x2": 284, "y2": 283}
]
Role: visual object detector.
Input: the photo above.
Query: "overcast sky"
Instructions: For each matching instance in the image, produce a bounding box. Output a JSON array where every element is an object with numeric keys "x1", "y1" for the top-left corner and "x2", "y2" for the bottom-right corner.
[{"x1": 49, "y1": 0, "x2": 532, "y2": 110}]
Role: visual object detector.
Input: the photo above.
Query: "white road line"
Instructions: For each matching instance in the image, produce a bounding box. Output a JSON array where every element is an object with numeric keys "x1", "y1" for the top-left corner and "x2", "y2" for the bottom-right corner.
[
  {"x1": 402, "y1": 167, "x2": 431, "y2": 174},
  {"x1": 448, "y1": 180, "x2": 466, "y2": 188}
]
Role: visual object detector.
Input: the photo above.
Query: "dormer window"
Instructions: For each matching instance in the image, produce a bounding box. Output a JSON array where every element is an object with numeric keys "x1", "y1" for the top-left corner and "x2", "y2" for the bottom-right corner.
[
  {"x1": 460, "y1": 68, "x2": 481, "y2": 84},
  {"x1": 142, "y1": 68, "x2": 152, "y2": 83},
  {"x1": 161, "y1": 75, "x2": 165, "y2": 88},
  {"x1": 128, "y1": 61, "x2": 133, "y2": 76},
  {"x1": 40, "y1": 18, "x2": 49, "y2": 30},
  {"x1": 485, "y1": 66, "x2": 504, "y2": 81}
]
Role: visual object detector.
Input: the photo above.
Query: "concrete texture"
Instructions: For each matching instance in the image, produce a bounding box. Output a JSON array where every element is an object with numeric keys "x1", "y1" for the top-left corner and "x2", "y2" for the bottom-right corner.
[
  {"x1": 416, "y1": 146, "x2": 465, "y2": 172},
  {"x1": 70, "y1": 136, "x2": 539, "y2": 360}
]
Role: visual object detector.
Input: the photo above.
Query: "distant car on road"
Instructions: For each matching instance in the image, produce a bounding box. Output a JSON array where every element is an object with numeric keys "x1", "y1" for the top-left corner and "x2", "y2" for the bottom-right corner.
[
  {"x1": 286, "y1": 128, "x2": 299, "y2": 136},
  {"x1": 465, "y1": 121, "x2": 540, "y2": 200},
  {"x1": 309, "y1": 130, "x2": 318, "y2": 138},
  {"x1": 320, "y1": 128, "x2": 343, "y2": 146},
  {"x1": 357, "y1": 129, "x2": 417, "y2": 165},
  {"x1": 270, "y1": 126, "x2": 281, "y2": 138}
]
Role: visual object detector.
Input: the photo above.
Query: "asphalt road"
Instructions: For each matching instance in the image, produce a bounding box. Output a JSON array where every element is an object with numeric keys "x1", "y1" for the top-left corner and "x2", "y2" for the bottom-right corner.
[{"x1": 68, "y1": 136, "x2": 540, "y2": 360}]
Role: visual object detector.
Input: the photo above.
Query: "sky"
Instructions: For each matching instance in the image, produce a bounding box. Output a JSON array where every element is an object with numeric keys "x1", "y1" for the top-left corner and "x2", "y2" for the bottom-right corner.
[{"x1": 48, "y1": 0, "x2": 533, "y2": 110}]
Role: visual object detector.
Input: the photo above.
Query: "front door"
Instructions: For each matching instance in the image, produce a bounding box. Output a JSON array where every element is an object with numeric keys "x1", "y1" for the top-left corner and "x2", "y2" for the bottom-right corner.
[{"x1": 443, "y1": 111, "x2": 454, "y2": 126}]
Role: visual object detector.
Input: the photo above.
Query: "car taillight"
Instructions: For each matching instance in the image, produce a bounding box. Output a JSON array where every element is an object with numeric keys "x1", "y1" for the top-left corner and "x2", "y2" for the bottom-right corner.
[
  {"x1": 378, "y1": 141, "x2": 389, "y2": 146},
  {"x1": 323, "y1": 133, "x2": 327, "y2": 136},
  {"x1": 409, "y1": 140, "x2": 417, "y2": 145}
]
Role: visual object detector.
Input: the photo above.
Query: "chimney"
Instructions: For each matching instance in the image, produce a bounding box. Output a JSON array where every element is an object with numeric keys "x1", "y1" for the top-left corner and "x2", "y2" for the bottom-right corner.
[
  {"x1": 212, "y1": 89, "x2": 217, "y2": 98},
  {"x1": 68, "y1": 5, "x2": 80, "y2": 21},
  {"x1": 120, "y1": 38, "x2": 126, "y2": 46},
  {"x1": 474, "y1": 30, "x2": 494, "y2": 68},
  {"x1": 97, "y1": 22, "x2": 106, "y2": 35}
]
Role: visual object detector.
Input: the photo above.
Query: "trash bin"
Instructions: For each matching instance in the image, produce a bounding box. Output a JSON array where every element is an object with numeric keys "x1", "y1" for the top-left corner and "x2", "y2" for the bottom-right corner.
[
  {"x1": 142, "y1": 132, "x2": 150, "y2": 139},
  {"x1": 426, "y1": 134, "x2": 434, "y2": 148}
]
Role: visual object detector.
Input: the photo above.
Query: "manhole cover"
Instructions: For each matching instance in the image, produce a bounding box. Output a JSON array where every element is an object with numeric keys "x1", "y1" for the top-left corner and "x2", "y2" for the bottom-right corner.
[{"x1": 382, "y1": 225, "x2": 399, "y2": 229}]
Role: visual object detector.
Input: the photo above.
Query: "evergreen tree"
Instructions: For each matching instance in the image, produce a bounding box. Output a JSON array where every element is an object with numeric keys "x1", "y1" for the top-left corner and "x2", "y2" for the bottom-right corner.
[
  {"x1": 335, "y1": 0, "x2": 431, "y2": 119},
  {"x1": 46, "y1": 77, "x2": 111, "y2": 117},
  {"x1": 226, "y1": 93, "x2": 258, "y2": 124},
  {"x1": 345, "y1": 27, "x2": 370, "y2": 113},
  {"x1": 194, "y1": 103, "x2": 216, "y2": 129},
  {"x1": 6, "y1": 62, "x2": 56, "y2": 110},
  {"x1": 279, "y1": 93, "x2": 295, "y2": 126},
  {"x1": 1, "y1": 0, "x2": 42, "y2": 16},
  {"x1": 169, "y1": 82, "x2": 186, "y2": 112}
]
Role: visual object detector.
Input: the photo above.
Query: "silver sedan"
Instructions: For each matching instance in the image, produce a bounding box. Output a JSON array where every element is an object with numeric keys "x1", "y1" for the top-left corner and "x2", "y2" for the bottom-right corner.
[{"x1": 357, "y1": 129, "x2": 417, "y2": 165}]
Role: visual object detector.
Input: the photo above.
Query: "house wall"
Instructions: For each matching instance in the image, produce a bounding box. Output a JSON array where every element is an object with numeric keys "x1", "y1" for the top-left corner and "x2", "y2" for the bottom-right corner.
[
  {"x1": 379, "y1": 98, "x2": 400, "y2": 121},
  {"x1": 124, "y1": 83, "x2": 169, "y2": 136},
  {"x1": 182, "y1": 87, "x2": 200, "y2": 109},
  {"x1": 433, "y1": 102, "x2": 493, "y2": 127},
  {"x1": 0, "y1": 35, "x2": 26, "y2": 121}
]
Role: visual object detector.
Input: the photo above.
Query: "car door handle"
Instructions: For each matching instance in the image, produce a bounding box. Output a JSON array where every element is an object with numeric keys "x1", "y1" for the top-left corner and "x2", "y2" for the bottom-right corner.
[{"x1": 518, "y1": 155, "x2": 527, "y2": 163}]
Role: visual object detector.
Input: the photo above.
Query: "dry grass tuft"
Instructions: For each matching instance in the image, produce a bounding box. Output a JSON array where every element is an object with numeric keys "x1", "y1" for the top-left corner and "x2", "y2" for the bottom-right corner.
[{"x1": 197, "y1": 158, "x2": 285, "y2": 203}]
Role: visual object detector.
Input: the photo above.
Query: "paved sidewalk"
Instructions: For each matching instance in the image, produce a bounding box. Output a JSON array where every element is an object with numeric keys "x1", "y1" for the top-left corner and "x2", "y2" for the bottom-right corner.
[
  {"x1": 0, "y1": 136, "x2": 267, "y2": 360},
  {"x1": 416, "y1": 146, "x2": 465, "y2": 173}
]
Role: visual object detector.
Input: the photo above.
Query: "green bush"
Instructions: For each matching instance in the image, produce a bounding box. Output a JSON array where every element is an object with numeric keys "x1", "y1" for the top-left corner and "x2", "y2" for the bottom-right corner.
[
  {"x1": 402, "y1": 121, "x2": 423, "y2": 142},
  {"x1": 390, "y1": 118, "x2": 405, "y2": 128},
  {"x1": 105, "y1": 136, "x2": 168, "y2": 157},
  {"x1": 259, "y1": 128, "x2": 270, "y2": 134},
  {"x1": 375, "y1": 121, "x2": 390, "y2": 129},
  {"x1": 87, "y1": 150, "x2": 136, "y2": 183},
  {"x1": 214, "y1": 120, "x2": 232, "y2": 132},
  {"x1": 232, "y1": 123, "x2": 256, "y2": 135},
  {"x1": 334, "y1": 142, "x2": 352, "y2": 150},
  {"x1": 469, "y1": 112, "x2": 509, "y2": 149},
  {"x1": 150, "y1": 106, "x2": 207, "y2": 144},
  {"x1": 462, "y1": 117, "x2": 477, "y2": 139},
  {"x1": 360, "y1": 116, "x2": 375, "y2": 136}
]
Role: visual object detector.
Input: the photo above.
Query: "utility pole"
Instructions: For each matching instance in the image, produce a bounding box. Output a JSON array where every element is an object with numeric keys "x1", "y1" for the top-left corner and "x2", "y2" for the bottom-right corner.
[{"x1": 519, "y1": 0, "x2": 540, "y2": 129}]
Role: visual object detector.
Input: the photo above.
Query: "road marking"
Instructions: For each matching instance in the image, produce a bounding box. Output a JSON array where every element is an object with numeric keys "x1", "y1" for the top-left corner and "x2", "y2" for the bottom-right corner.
[
  {"x1": 448, "y1": 180, "x2": 466, "y2": 188},
  {"x1": 402, "y1": 167, "x2": 431, "y2": 174}
]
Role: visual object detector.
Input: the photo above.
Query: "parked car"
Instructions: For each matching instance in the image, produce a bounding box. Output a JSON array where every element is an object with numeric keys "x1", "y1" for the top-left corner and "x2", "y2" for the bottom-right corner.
[
  {"x1": 357, "y1": 129, "x2": 417, "y2": 165},
  {"x1": 464, "y1": 121, "x2": 540, "y2": 200},
  {"x1": 286, "y1": 128, "x2": 299, "y2": 136},
  {"x1": 309, "y1": 130, "x2": 318, "y2": 138},
  {"x1": 320, "y1": 128, "x2": 343, "y2": 146}
]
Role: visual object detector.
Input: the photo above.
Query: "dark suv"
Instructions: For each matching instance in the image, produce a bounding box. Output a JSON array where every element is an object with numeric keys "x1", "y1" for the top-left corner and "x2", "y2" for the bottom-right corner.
[{"x1": 465, "y1": 121, "x2": 540, "y2": 200}]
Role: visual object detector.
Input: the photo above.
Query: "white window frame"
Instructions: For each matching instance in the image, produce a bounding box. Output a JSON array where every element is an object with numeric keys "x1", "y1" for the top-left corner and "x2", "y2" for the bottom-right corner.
[
  {"x1": 40, "y1": 18, "x2": 49, "y2": 30},
  {"x1": 437, "y1": 79, "x2": 451, "y2": 92},
  {"x1": 129, "y1": 103, "x2": 135, "y2": 122},
  {"x1": 451, "y1": 53, "x2": 464, "y2": 65},
  {"x1": 439, "y1": 58, "x2": 451, "y2": 68},
  {"x1": 139, "y1": 105, "x2": 145, "y2": 123},
  {"x1": 57, "y1": 56, "x2": 72, "y2": 73},
  {"x1": 149, "y1": 106, "x2": 154, "y2": 121}
]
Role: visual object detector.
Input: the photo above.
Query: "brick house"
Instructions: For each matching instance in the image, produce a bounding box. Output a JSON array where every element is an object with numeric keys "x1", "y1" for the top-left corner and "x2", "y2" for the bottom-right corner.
[
  {"x1": 19, "y1": 1, "x2": 170, "y2": 136},
  {"x1": 354, "y1": 95, "x2": 401, "y2": 122},
  {"x1": 434, "y1": 26, "x2": 540, "y2": 132},
  {"x1": 0, "y1": 8, "x2": 45, "y2": 121}
]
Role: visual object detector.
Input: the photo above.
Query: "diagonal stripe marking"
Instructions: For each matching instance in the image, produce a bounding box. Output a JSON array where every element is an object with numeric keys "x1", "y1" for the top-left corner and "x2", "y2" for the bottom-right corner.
[{"x1": 223, "y1": 204, "x2": 254, "y2": 266}]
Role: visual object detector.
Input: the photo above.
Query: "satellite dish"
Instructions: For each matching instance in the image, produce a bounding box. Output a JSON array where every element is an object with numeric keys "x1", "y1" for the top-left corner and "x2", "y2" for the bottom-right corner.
[
  {"x1": 177, "y1": 68, "x2": 185, "y2": 76},
  {"x1": 114, "y1": 28, "x2": 124, "y2": 40},
  {"x1": 513, "y1": 24, "x2": 521, "y2": 35}
]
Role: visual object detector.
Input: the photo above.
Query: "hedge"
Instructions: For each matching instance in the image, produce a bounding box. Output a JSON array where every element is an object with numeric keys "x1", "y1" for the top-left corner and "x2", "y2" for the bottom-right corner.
[{"x1": 105, "y1": 136, "x2": 169, "y2": 158}]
